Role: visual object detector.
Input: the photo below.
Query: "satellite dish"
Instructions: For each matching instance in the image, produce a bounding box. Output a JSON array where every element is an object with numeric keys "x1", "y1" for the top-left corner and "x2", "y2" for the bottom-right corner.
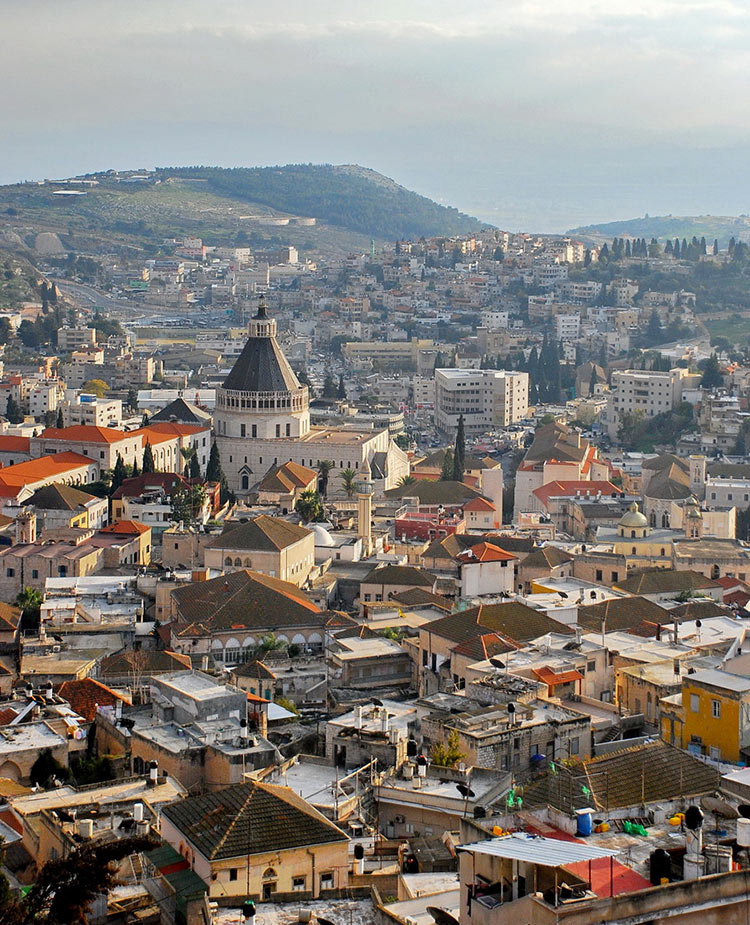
[
  {"x1": 558, "y1": 591, "x2": 568, "y2": 600},
  {"x1": 354, "y1": 844, "x2": 365, "y2": 859},
  {"x1": 738, "y1": 804, "x2": 750, "y2": 819},
  {"x1": 456, "y1": 783, "x2": 476, "y2": 798},
  {"x1": 489, "y1": 657, "x2": 505, "y2": 669},
  {"x1": 507, "y1": 702, "x2": 516, "y2": 715},
  {"x1": 428, "y1": 909, "x2": 460, "y2": 925},
  {"x1": 318, "y1": 918, "x2": 337, "y2": 925},
  {"x1": 702, "y1": 795, "x2": 739, "y2": 818},
  {"x1": 684, "y1": 805, "x2": 704, "y2": 830},
  {"x1": 696, "y1": 620, "x2": 702, "y2": 628},
  {"x1": 371, "y1": 697, "x2": 383, "y2": 706}
]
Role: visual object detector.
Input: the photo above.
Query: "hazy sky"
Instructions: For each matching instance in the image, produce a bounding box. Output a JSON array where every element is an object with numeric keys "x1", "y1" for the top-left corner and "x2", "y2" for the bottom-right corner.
[{"x1": 2, "y1": 0, "x2": 749, "y2": 231}]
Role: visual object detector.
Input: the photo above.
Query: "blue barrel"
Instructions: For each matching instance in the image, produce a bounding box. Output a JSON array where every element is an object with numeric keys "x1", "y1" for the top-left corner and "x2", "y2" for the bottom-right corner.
[{"x1": 576, "y1": 808, "x2": 593, "y2": 837}]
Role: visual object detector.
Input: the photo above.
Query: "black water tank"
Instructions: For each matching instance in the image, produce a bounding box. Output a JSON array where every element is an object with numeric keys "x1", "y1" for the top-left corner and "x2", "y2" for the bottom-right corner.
[
  {"x1": 354, "y1": 843, "x2": 365, "y2": 860},
  {"x1": 685, "y1": 805, "x2": 704, "y2": 830},
  {"x1": 649, "y1": 848, "x2": 671, "y2": 885}
]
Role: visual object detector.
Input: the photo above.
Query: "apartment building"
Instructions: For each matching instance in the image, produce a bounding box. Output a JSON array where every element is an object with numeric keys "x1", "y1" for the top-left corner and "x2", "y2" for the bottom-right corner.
[
  {"x1": 57, "y1": 327, "x2": 97, "y2": 351},
  {"x1": 434, "y1": 368, "x2": 529, "y2": 436},
  {"x1": 606, "y1": 367, "x2": 696, "y2": 438}
]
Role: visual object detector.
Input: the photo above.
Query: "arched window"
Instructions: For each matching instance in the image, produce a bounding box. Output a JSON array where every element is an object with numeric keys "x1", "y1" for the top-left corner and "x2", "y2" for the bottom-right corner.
[
  {"x1": 631, "y1": 530, "x2": 636, "y2": 538},
  {"x1": 660, "y1": 548, "x2": 665, "y2": 556},
  {"x1": 650, "y1": 513, "x2": 656, "y2": 527},
  {"x1": 224, "y1": 557, "x2": 232, "y2": 567},
  {"x1": 241, "y1": 475, "x2": 249, "y2": 490},
  {"x1": 234, "y1": 557, "x2": 242, "y2": 567},
  {"x1": 662, "y1": 512, "x2": 670, "y2": 528},
  {"x1": 711, "y1": 564, "x2": 720, "y2": 579},
  {"x1": 263, "y1": 868, "x2": 277, "y2": 880},
  {"x1": 632, "y1": 547, "x2": 637, "y2": 555}
]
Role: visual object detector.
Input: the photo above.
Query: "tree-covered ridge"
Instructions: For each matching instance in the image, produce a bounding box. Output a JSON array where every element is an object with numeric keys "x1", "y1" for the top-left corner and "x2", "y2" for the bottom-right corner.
[
  {"x1": 157, "y1": 164, "x2": 487, "y2": 239},
  {"x1": 570, "y1": 214, "x2": 750, "y2": 247}
]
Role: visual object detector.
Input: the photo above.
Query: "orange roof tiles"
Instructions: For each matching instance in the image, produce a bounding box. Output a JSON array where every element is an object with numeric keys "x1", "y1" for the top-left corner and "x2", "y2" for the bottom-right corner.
[
  {"x1": 142, "y1": 422, "x2": 209, "y2": 438},
  {"x1": 458, "y1": 542, "x2": 517, "y2": 563},
  {"x1": 463, "y1": 497, "x2": 496, "y2": 512},
  {"x1": 532, "y1": 666, "x2": 583, "y2": 687},
  {"x1": 39, "y1": 425, "x2": 132, "y2": 444},
  {"x1": 0, "y1": 452, "x2": 94, "y2": 490},
  {"x1": 0, "y1": 436, "x2": 30, "y2": 453},
  {"x1": 100, "y1": 520, "x2": 150, "y2": 535}
]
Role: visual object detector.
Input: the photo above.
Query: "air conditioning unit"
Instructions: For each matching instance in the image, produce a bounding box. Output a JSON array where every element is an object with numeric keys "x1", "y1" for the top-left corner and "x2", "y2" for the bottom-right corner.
[{"x1": 394, "y1": 814, "x2": 406, "y2": 824}]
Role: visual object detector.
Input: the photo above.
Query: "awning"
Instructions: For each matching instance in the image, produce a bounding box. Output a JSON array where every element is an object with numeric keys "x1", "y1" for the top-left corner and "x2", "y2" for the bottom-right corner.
[{"x1": 457, "y1": 834, "x2": 618, "y2": 868}]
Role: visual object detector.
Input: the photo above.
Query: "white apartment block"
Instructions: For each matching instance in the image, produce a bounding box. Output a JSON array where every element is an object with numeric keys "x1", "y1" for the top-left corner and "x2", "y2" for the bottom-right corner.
[
  {"x1": 434, "y1": 368, "x2": 529, "y2": 436},
  {"x1": 28, "y1": 381, "x2": 65, "y2": 417},
  {"x1": 705, "y1": 478, "x2": 750, "y2": 510},
  {"x1": 481, "y1": 310, "x2": 510, "y2": 330},
  {"x1": 61, "y1": 394, "x2": 123, "y2": 427},
  {"x1": 555, "y1": 312, "x2": 581, "y2": 342},
  {"x1": 606, "y1": 367, "x2": 690, "y2": 438}
]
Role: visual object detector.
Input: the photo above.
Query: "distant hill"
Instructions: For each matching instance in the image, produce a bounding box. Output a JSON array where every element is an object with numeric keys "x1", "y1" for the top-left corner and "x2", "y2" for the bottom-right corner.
[
  {"x1": 158, "y1": 164, "x2": 487, "y2": 239},
  {"x1": 570, "y1": 214, "x2": 750, "y2": 247}
]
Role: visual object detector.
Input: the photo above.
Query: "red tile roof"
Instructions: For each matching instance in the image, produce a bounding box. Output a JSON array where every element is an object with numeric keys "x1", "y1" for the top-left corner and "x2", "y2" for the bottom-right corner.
[
  {"x1": 57, "y1": 678, "x2": 130, "y2": 722},
  {"x1": 532, "y1": 480, "x2": 620, "y2": 508}
]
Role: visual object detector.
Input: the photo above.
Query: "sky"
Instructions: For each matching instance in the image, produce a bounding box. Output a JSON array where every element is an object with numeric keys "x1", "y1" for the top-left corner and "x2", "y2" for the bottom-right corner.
[{"x1": 2, "y1": 0, "x2": 750, "y2": 231}]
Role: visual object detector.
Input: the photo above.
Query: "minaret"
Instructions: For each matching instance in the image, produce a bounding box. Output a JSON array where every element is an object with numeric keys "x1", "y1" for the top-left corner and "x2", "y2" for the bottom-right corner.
[{"x1": 357, "y1": 457, "x2": 374, "y2": 557}]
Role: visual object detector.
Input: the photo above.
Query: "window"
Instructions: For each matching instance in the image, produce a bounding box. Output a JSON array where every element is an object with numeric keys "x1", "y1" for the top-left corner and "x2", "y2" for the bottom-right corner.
[
  {"x1": 611, "y1": 572, "x2": 618, "y2": 582},
  {"x1": 712, "y1": 699, "x2": 721, "y2": 718},
  {"x1": 252, "y1": 424, "x2": 257, "y2": 438},
  {"x1": 570, "y1": 737, "x2": 579, "y2": 755},
  {"x1": 100, "y1": 451, "x2": 105, "y2": 459},
  {"x1": 690, "y1": 693, "x2": 700, "y2": 713},
  {"x1": 276, "y1": 424, "x2": 281, "y2": 437},
  {"x1": 293, "y1": 877, "x2": 306, "y2": 892},
  {"x1": 709, "y1": 746, "x2": 721, "y2": 760},
  {"x1": 31, "y1": 569, "x2": 39, "y2": 580},
  {"x1": 5, "y1": 568, "x2": 14, "y2": 578},
  {"x1": 320, "y1": 872, "x2": 334, "y2": 890},
  {"x1": 587, "y1": 661, "x2": 596, "y2": 672},
  {"x1": 229, "y1": 868, "x2": 238, "y2": 882},
  {"x1": 595, "y1": 569, "x2": 603, "y2": 582},
  {"x1": 241, "y1": 424, "x2": 246, "y2": 437}
]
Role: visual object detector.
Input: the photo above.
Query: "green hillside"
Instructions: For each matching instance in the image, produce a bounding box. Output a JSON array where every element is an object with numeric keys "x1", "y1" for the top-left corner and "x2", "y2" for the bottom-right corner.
[
  {"x1": 570, "y1": 214, "x2": 750, "y2": 247},
  {"x1": 158, "y1": 164, "x2": 487, "y2": 239}
]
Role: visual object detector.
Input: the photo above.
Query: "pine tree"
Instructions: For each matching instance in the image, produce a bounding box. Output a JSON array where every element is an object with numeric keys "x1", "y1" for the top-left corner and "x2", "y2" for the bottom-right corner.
[
  {"x1": 337, "y1": 374, "x2": 347, "y2": 400},
  {"x1": 452, "y1": 415, "x2": 465, "y2": 482},
  {"x1": 647, "y1": 310, "x2": 662, "y2": 342},
  {"x1": 142, "y1": 442, "x2": 155, "y2": 474},
  {"x1": 701, "y1": 353, "x2": 723, "y2": 390},
  {"x1": 5, "y1": 396, "x2": 22, "y2": 425}
]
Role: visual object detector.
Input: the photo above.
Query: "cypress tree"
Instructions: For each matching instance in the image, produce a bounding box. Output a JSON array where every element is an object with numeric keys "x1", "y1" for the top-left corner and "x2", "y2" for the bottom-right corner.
[
  {"x1": 625, "y1": 239, "x2": 632, "y2": 258},
  {"x1": 452, "y1": 415, "x2": 465, "y2": 482},
  {"x1": 189, "y1": 453, "x2": 201, "y2": 480},
  {"x1": 665, "y1": 240, "x2": 673, "y2": 256},
  {"x1": 56, "y1": 407, "x2": 64, "y2": 428},
  {"x1": 111, "y1": 453, "x2": 126, "y2": 494},
  {"x1": 131, "y1": 458, "x2": 139, "y2": 478},
  {"x1": 142, "y1": 442, "x2": 155, "y2": 474},
  {"x1": 713, "y1": 239, "x2": 719, "y2": 256},
  {"x1": 337, "y1": 374, "x2": 347, "y2": 400},
  {"x1": 440, "y1": 448, "x2": 454, "y2": 481},
  {"x1": 673, "y1": 238, "x2": 680, "y2": 258}
]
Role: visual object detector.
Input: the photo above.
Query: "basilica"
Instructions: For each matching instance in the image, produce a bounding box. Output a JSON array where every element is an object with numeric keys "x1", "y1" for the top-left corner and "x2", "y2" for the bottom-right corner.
[{"x1": 214, "y1": 300, "x2": 409, "y2": 498}]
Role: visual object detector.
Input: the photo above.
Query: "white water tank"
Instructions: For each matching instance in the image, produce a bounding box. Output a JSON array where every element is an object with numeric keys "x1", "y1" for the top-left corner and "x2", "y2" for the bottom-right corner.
[
  {"x1": 133, "y1": 803, "x2": 144, "y2": 822},
  {"x1": 738, "y1": 817, "x2": 750, "y2": 847}
]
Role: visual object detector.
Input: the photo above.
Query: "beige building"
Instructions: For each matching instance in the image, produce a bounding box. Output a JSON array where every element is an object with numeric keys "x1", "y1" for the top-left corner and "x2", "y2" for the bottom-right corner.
[
  {"x1": 606, "y1": 366, "x2": 699, "y2": 438},
  {"x1": 160, "y1": 781, "x2": 349, "y2": 901},
  {"x1": 204, "y1": 515, "x2": 315, "y2": 586}
]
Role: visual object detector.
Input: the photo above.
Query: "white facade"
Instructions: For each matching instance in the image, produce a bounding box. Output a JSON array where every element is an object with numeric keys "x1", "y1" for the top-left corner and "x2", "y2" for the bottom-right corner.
[
  {"x1": 606, "y1": 367, "x2": 691, "y2": 438},
  {"x1": 434, "y1": 368, "x2": 529, "y2": 436},
  {"x1": 555, "y1": 312, "x2": 580, "y2": 342}
]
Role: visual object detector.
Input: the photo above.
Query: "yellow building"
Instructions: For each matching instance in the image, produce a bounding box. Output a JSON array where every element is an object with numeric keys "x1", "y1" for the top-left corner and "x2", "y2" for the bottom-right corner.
[
  {"x1": 597, "y1": 501, "x2": 675, "y2": 569},
  {"x1": 667, "y1": 669, "x2": 750, "y2": 763},
  {"x1": 161, "y1": 781, "x2": 349, "y2": 901}
]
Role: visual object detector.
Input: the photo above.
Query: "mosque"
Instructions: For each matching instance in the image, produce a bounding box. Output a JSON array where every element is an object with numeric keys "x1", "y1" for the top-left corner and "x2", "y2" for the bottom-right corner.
[{"x1": 214, "y1": 299, "x2": 409, "y2": 498}]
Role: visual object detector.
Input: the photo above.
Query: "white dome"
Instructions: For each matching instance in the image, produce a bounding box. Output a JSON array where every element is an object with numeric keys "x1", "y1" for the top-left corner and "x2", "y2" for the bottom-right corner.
[{"x1": 312, "y1": 524, "x2": 335, "y2": 547}]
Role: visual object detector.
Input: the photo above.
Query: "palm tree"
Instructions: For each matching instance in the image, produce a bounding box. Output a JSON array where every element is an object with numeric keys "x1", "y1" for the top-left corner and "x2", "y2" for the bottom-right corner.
[
  {"x1": 339, "y1": 467, "x2": 358, "y2": 498},
  {"x1": 16, "y1": 586, "x2": 42, "y2": 632},
  {"x1": 295, "y1": 489, "x2": 323, "y2": 523},
  {"x1": 398, "y1": 474, "x2": 417, "y2": 488},
  {"x1": 316, "y1": 459, "x2": 335, "y2": 497}
]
